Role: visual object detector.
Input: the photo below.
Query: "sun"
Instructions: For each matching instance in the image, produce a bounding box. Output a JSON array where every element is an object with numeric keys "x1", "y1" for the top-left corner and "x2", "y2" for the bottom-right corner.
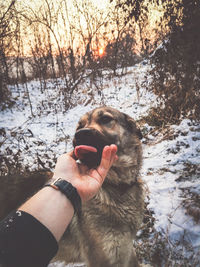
[{"x1": 99, "y1": 47, "x2": 104, "y2": 56}]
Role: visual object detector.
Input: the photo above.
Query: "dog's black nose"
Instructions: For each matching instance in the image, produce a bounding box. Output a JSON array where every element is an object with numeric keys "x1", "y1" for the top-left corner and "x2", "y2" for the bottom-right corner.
[{"x1": 74, "y1": 128, "x2": 95, "y2": 143}]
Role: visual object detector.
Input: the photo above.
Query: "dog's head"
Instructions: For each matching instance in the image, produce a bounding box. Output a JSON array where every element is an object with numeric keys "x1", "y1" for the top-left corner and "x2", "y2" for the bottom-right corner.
[{"x1": 73, "y1": 107, "x2": 142, "y2": 171}]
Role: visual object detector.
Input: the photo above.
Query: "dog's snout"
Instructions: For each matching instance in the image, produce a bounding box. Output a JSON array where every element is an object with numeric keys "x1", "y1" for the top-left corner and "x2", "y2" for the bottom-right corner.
[
  {"x1": 75, "y1": 128, "x2": 95, "y2": 140},
  {"x1": 73, "y1": 127, "x2": 109, "y2": 151},
  {"x1": 73, "y1": 127, "x2": 107, "y2": 168}
]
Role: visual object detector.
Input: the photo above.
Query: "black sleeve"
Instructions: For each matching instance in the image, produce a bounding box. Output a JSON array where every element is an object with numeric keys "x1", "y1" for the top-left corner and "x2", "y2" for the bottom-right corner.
[{"x1": 0, "y1": 210, "x2": 58, "y2": 267}]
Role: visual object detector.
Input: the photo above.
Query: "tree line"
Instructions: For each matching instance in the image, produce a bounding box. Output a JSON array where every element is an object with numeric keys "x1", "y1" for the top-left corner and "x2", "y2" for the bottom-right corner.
[
  {"x1": 0, "y1": 0, "x2": 163, "y2": 107},
  {"x1": 115, "y1": 0, "x2": 200, "y2": 121},
  {"x1": 1, "y1": 0, "x2": 199, "y2": 122}
]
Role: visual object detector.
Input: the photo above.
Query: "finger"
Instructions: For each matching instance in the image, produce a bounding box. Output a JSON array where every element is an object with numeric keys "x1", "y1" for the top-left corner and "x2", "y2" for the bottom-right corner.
[
  {"x1": 101, "y1": 145, "x2": 112, "y2": 168},
  {"x1": 103, "y1": 144, "x2": 117, "y2": 167},
  {"x1": 110, "y1": 144, "x2": 118, "y2": 165},
  {"x1": 96, "y1": 145, "x2": 116, "y2": 181},
  {"x1": 114, "y1": 155, "x2": 118, "y2": 162},
  {"x1": 92, "y1": 146, "x2": 110, "y2": 183}
]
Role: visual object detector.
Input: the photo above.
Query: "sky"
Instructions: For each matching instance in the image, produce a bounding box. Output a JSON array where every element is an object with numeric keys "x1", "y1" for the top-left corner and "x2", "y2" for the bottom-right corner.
[
  {"x1": 4, "y1": 0, "x2": 165, "y2": 57},
  {"x1": 91, "y1": 0, "x2": 108, "y2": 9}
]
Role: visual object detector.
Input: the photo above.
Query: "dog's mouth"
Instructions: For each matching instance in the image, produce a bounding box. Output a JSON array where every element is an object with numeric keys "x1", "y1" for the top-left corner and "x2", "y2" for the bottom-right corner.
[{"x1": 73, "y1": 128, "x2": 113, "y2": 168}]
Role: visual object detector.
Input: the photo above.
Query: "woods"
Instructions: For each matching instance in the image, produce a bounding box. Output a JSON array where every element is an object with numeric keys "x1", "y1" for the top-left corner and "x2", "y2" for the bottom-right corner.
[
  {"x1": 1, "y1": 0, "x2": 199, "y2": 123},
  {"x1": 114, "y1": 0, "x2": 200, "y2": 122},
  {"x1": 0, "y1": 0, "x2": 161, "y2": 107}
]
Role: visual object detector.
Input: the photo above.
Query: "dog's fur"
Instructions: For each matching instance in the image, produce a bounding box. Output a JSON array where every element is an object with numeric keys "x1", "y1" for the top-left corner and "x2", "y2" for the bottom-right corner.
[{"x1": 0, "y1": 106, "x2": 144, "y2": 267}]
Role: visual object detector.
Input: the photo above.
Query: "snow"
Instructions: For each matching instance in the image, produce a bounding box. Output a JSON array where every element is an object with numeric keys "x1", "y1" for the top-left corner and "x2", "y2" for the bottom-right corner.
[
  {"x1": 0, "y1": 61, "x2": 199, "y2": 265},
  {"x1": 141, "y1": 118, "x2": 200, "y2": 259}
]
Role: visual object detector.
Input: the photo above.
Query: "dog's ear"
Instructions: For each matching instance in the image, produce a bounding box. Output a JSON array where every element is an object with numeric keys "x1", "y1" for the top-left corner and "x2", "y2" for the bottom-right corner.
[{"x1": 123, "y1": 113, "x2": 143, "y2": 139}]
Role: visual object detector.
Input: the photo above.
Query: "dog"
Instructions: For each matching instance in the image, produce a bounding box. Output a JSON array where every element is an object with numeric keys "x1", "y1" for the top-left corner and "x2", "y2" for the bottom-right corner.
[
  {"x1": 53, "y1": 106, "x2": 144, "y2": 267},
  {"x1": 0, "y1": 106, "x2": 144, "y2": 267}
]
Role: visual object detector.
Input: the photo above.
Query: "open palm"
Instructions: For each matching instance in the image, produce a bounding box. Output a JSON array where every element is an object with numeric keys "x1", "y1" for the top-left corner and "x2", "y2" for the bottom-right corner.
[{"x1": 53, "y1": 145, "x2": 118, "y2": 202}]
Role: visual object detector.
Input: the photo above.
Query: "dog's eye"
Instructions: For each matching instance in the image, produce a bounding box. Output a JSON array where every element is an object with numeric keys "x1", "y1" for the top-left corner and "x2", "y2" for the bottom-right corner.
[{"x1": 100, "y1": 115, "x2": 114, "y2": 124}]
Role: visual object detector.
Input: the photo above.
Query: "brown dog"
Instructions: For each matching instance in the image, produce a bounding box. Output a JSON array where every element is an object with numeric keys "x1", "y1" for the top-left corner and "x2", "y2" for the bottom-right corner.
[
  {"x1": 54, "y1": 106, "x2": 144, "y2": 267},
  {"x1": 0, "y1": 106, "x2": 144, "y2": 267}
]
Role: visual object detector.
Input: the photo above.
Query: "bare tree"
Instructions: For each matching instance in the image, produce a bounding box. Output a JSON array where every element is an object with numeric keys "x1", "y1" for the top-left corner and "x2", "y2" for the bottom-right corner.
[{"x1": 0, "y1": 0, "x2": 16, "y2": 103}]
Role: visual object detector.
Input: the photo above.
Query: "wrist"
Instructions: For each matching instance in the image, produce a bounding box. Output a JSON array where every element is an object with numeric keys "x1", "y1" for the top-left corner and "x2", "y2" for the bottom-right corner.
[{"x1": 45, "y1": 178, "x2": 82, "y2": 214}]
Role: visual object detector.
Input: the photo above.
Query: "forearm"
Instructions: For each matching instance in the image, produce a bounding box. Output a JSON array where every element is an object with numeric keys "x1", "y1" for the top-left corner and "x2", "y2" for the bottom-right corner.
[
  {"x1": 0, "y1": 146, "x2": 117, "y2": 267},
  {"x1": 0, "y1": 186, "x2": 74, "y2": 267},
  {"x1": 20, "y1": 186, "x2": 74, "y2": 242},
  {"x1": 0, "y1": 210, "x2": 58, "y2": 267}
]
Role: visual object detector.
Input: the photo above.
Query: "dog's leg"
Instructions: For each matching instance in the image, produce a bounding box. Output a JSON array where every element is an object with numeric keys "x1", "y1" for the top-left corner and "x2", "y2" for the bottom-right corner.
[
  {"x1": 101, "y1": 232, "x2": 139, "y2": 267},
  {"x1": 80, "y1": 224, "x2": 139, "y2": 267}
]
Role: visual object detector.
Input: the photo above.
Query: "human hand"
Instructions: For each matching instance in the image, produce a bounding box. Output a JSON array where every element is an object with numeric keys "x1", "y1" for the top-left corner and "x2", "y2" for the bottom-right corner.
[{"x1": 53, "y1": 144, "x2": 118, "y2": 202}]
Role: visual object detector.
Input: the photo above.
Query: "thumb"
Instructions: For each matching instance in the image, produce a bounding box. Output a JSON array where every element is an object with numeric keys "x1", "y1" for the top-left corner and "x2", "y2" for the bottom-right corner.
[{"x1": 95, "y1": 144, "x2": 117, "y2": 183}]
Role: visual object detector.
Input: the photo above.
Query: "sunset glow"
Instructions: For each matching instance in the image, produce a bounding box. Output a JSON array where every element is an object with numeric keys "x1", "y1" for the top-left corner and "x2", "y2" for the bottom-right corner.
[
  {"x1": 99, "y1": 48, "x2": 104, "y2": 56},
  {"x1": 4, "y1": 0, "x2": 165, "y2": 57}
]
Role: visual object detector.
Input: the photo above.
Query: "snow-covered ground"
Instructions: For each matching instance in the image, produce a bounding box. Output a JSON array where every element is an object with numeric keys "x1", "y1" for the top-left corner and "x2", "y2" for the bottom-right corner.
[
  {"x1": 0, "y1": 62, "x2": 199, "y2": 266},
  {"x1": 140, "y1": 119, "x2": 200, "y2": 264}
]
